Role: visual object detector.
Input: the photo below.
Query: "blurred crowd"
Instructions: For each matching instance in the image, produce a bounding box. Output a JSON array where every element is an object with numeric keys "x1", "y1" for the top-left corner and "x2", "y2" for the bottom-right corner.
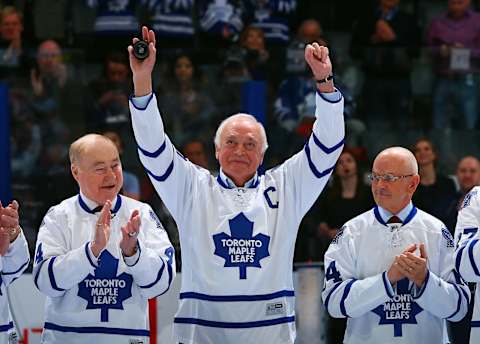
[{"x1": 1, "y1": 0, "x2": 480, "y2": 268}]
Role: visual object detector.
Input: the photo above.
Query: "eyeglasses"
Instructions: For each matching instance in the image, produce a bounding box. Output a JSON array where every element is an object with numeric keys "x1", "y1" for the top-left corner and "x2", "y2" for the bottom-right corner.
[{"x1": 368, "y1": 173, "x2": 415, "y2": 182}]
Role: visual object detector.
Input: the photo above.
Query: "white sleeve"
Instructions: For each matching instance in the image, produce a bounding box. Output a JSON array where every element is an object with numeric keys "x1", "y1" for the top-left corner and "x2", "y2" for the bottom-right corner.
[
  {"x1": 273, "y1": 91, "x2": 345, "y2": 222},
  {"x1": 412, "y1": 227, "x2": 470, "y2": 322},
  {"x1": 1, "y1": 230, "x2": 30, "y2": 285},
  {"x1": 322, "y1": 226, "x2": 393, "y2": 318},
  {"x1": 455, "y1": 188, "x2": 480, "y2": 283},
  {"x1": 33, "y1": 207, "x2": 97, "y2": 297},
  {"x1": 124, "y1": 205, "x2": 176, "y2": 299},
  {"x1": 129, "y1": 94, "x2": 199, "y2": 226}
]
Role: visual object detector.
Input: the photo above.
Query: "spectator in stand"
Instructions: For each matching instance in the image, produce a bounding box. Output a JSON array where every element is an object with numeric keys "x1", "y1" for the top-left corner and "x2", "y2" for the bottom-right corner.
[
  {"x1": 238, "y1": 25, "x2": 270, "y2": 80},
  {"x1": 427, "y1": 0, "x2": 480, "y2": 130},
  {"x1": 0, "y1": 6, "x2": 29, "y2": 79},
  {"x1": 350, "y1": 0, "x2": 420, "y2": 130},
  {"x1": 445, "y1": 155, "x2": 480, "y2": 231},
  {"x1": 103, "y1": 130, "x2": 140, "y2": 200},
  {"x1": 411, "y1": 138, "x2": 457, "y2": 226},
  {"x1": 181, "y1": 139, "x2": 213, "y2": 172},
  {"x1": 30, "y1": 39, "x2": 85, "y2": 139},
  {"x1": 158, "y1": 52, "x2": 216, "y2": 145}
]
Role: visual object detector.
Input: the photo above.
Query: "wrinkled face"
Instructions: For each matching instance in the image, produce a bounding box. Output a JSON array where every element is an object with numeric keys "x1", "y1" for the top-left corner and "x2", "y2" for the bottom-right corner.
[
  {"x1": 106, "y1": 61, "x2": 128, "y2": 83},
  {"x1": 175, "y1": 56, "x2": 194, "y2": 83},
  {"x1": 457, "y1": 158, "x2": 480, "y2": 192},
  {"x1": 71, "y1": 139, "x2": 123, "y2": 205},
  {"x1": 244, "y1": 29, "x2": 265, "y2": 51},
  {"x1": 413, "y1": 140, "x2": 436, "y2": 167},
  {"x1": 184, "y1": 141, "x2": 209, "y2": 169},
  {"x1": 448, "y1": 0, "x2": 470, "y2": 17},
  {"x1": 37, "y1": 41, "x2": 62, "y2": 75},
  {"x1": 216, "y1": 119, "x2": 264, "y2": 186},
  {"x1": 371, "y1": 153, "x2": 419, "y2": 213},
  {"x1": 336, "y1": 152, "x2": 357, "y2": 178},
  {"x1": 0, "y1": 13, "x2": 22, "y2": 41}
]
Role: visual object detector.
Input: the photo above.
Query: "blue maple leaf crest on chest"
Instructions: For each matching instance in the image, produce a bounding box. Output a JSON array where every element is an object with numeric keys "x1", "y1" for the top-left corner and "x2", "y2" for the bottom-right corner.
[
  {"x1": 372, "y1": 278, "x2": 423, "y2": 337},
  {"x1": 213, "y1": 212, "x2": 270, "y2": 279},
  {"x1": 78, "y1": 250, "x2": 133, "y2": 322}
]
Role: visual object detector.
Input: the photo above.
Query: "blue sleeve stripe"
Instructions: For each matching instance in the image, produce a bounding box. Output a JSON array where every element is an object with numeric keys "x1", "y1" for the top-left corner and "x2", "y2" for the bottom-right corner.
[
  {"x1": 446, "y1": 283, "x2": 462, "y2": 320},
  {"x1": 455, "y1": 245, "x2": 467, "y2": 276},
  {"x1": 468, "y1": 239, "x2": 480, "y2": 276},
  {"x1": 340, "y1": 279, "x2": 356, "y2": 317},
  {"x1": 139, "y1": 259, "x2": 165, "y2": 289},
  {"x1": 0, "y1": 322, "x2": 13, "y2": 332},
  {"x1": 85, "y1": 243, "x2": 96, "y2": 269},
  {"x1": 174, "y1": 316, "x2": 295, "y2": 328},
  {"x1": 323, "y1": 281, "x2": 343, "y2": 312},
  {"x1": 179, "y1": 290, "x2": 295, "y2": 302},
  {"x1": 48, "y1": 257, "x2": 65, "y2": 292},
  {"x1": 128, "y1": 93, "x2": 154, "y2": 110},
  {"x1": 317, "y1": 90, "x2": 343, "y2": 104},
  {"x1": 382, "y1": 271, "x2": 394, "y2": 298},
  {"x1": 311, "y1": 134, "x2": 344, "y2": 154},
  {"x1": 2, "y1": 258, "x2": 30, "y2": 275},
  {"x1": 304, "y1": 143, "x2": 336, "y2": 179},
  {"x1": 33, "y1": 259, "x2": 49, "y2": 290},
  {"x1": 413, "y1": 270, "x2": 430, "y2": 300},
  {"x1": 44, "y1": 322, "x2": 150, "y2": 336},
  {"x1": 471, "y1": 321, "x2": 480, "y2": 327},
  {"x1": 144, "y1": 160, "x2": 174, "y2": 182},
  {"x1": 137, "y1": 139, "x2": 167, "y2": 158}
]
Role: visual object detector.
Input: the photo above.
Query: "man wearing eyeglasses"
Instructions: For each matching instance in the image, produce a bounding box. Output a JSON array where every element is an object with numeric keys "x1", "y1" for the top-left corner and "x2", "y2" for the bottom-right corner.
[
  {"x1": 322, "y1": 146, "x2": 469, "y2": 343},
  {"x1": 33, "y1": 134, "x2": 175, "y2": 344}
]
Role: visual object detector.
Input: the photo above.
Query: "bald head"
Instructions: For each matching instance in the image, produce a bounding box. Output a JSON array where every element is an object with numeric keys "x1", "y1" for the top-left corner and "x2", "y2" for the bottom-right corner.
[
  {"x1": 69, "y1": 134, "x2": 118, "y2": 165},
  {"x1": 375, "y1": 147, "x2": 419, "y2": 175}
]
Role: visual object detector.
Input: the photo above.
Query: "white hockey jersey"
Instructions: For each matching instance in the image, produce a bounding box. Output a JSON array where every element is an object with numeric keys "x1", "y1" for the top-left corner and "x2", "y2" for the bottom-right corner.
[
  {"x1": 0, "y1": 231, "x2": 29, "y2": 343},
  {"x1": 455, "y1": 186, "x2": 480, "y2": 344},
  {"x1": 323, "y1": 204, "x2": 469, "y2": 344},
  {"x1": 129, "y1": 92, "x2": 344, "y2": 344},
  {"x1": 33, "y1": 193, "x2": 175, "y2": 344}
]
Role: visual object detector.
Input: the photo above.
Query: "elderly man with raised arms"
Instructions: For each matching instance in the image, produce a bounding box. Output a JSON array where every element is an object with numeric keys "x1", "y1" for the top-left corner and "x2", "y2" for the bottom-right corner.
[{"x1": 128, "y1": 26, "x2": 344, "y2": 344}]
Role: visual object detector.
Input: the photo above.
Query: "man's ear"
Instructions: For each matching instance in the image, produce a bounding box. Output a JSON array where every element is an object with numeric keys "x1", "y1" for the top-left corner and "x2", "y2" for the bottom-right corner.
[
  {"x1": 71, "y1": 164, "x2": 79, "y2": 182},
  {"x1": 215, "y1": 146, "x2": 219, "y2": 160}
]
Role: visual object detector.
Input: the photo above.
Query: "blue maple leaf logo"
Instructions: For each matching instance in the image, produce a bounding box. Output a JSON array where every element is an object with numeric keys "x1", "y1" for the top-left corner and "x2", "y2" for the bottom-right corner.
[
  {"x1": 372, "y1": 278, "x2": 423, "y2": 337},
  {"x1": 78, "y1": 250, "x2": 133, "y2": 322},
  {"x1": 213, "y1": 213, "x2": 270, "y2": 279},
  {"x1": 35, "y1": 243, "x2": 44, "y2": 265}
]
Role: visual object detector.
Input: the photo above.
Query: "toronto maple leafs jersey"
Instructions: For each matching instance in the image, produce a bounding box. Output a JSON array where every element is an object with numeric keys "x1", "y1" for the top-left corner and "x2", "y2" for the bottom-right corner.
[
  {"x1": 454, "y1": 186, "x2": 480, "y2": 344},
  {"x1": 0, "y1": 231, "x2": 29, "y2": 343},
  {"x1": 323, "y1": 204, "x2": 469, "y2": 344},
  {"x1": 87, "y1": 0, "x2": 144, "y2": 34},
  {"x1": 33, "y1": 193, "x2": 175, "y2": 344},
  {"x1": 129, "y1": 91, "x2": 344, "y2": 344},
  {"x1": 147, "y1": 0, "x2": 194, "y2": 39}
]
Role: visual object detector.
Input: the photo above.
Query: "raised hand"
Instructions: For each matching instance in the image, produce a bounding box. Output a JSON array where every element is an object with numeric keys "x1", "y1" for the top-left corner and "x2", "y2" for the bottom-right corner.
[
  {"x1": 120, "y1": 210, "x2": 141, "y2": 257},
  {"x1": 395, "y1": 243, "x2": 428, "y2": 288},
  {"x1": 128, "y1": 26, "x2": 157, "y2": 97},
  {"x1": 0, "y1": 200, "x2": 21, "y2": 255},
  {"x1": 91, "y1": 200, "x2": 112, "y2": 258},
  {"x1": 304, "y1": 43, "x2": 334, "y2": 92}
]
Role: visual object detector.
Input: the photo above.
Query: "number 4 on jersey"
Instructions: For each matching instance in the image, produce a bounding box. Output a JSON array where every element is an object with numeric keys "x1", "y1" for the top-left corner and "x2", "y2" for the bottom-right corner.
[{"x1": 325, "y1": 261, "x2": 342, "y2": 283}]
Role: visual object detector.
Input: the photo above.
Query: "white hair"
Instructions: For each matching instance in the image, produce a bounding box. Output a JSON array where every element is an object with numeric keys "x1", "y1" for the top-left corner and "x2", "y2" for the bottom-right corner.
[
  {"x1": 377, "y1": 146, "x2": 419, "y2": 174},
  {"x1": 214, "y1": 113, "x2": 269, "y2": 153}
]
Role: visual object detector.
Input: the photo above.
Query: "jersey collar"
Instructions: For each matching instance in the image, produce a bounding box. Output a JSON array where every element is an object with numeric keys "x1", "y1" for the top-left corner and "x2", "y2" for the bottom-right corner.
[
  {"x1": 216, "y1": 169, "x2": 259, "y2": 189},
  {"x1": 374, "y1": 202, "x2": 417, "y2": 226},
  {"x1": 78, "y1": 191, "x2": 122, "y2": 215}
]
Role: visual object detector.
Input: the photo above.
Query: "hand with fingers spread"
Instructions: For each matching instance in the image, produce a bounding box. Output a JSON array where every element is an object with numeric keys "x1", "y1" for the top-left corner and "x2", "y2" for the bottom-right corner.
[
  {"x1": 395, "y1": 243, "x2": 428, "y2": 288},
  {"x1": 120, "y1": 210, "x2": 141, "y2": 257},
  {"x1": 387, "y1": 243, "x2": 417, "y2": 285},
  {"x1": 304, "y1": 42, "x2": 334, "y2": 93},
  {"x1": 91, "y1": 200, "x2": 112, "y2": 258},
  {"x1": 128, "y1": 26, "x2": 157, "y2": 97}
]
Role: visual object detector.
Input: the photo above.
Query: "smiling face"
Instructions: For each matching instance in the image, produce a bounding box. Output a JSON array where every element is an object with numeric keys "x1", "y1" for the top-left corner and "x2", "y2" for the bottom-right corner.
[
  {"x1": 413, "y1": 139, "x2": 436, "y2": 167},
  {"x1": 71, "y1": 135, "x2": 123, "y2": 205},
  {"x1": 0, "y1": 12, "x2": 23, "y2": 41},
  {"x1": 371, "y1": 148, "x2": 420, "y2": 214},
  {"x1": 174, "y1": 56, "x2": 194, "y2": 83},
  {"x1": 215, "y1": 117, "x2": 264, "y2": 186}
]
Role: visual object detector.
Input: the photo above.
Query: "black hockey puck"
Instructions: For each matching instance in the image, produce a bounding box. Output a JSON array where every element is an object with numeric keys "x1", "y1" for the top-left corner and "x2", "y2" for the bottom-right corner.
[{"x1": 133, "y1": 40, "x2": 149, "y2": 60}]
